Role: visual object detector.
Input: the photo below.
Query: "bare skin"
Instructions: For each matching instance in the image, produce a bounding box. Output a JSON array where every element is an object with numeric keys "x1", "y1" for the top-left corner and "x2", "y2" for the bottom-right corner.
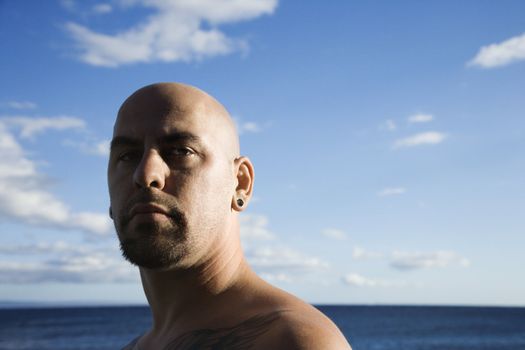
[{"x1": 108, "y1": 83, "x2": 351, "y2": 349}]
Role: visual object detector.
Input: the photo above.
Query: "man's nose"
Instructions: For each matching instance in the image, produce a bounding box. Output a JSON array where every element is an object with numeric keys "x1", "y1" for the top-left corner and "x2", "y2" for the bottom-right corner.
[{"x1": 133, "y1": 151, "x2": 168, "y2": 189}]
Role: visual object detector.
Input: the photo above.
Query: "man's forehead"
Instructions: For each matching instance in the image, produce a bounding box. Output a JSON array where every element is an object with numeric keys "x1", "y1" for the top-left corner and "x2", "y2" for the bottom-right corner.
[
  {"x1": 113, "y1": 115, "x2": 218, "y2": 159},
  {"x1": 113, "y1": 82, "x2": 240, "y2": 155},
  {"x1": 116, "y1": 90, "x2": 215, "y2": 136}
]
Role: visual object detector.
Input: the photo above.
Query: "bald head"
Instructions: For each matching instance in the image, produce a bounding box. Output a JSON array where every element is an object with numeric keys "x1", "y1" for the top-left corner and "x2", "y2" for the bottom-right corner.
[
  {"x1": 116, "y1": 82, "x2": 240, "y2": 159},
  {"x1": 108, "y1": 82, "x2": 254, "y2": 269}
]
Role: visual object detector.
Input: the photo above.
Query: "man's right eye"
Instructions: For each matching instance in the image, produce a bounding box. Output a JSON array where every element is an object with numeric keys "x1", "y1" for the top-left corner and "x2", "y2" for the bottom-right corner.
[{"x1": 117, "y1": 151, "x2": 141, "y2": 162}]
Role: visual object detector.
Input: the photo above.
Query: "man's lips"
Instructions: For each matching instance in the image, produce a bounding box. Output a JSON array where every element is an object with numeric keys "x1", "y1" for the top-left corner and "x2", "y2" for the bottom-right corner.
[{"x1": 130, "y1": 203, "x2": 171, "y2": 218}]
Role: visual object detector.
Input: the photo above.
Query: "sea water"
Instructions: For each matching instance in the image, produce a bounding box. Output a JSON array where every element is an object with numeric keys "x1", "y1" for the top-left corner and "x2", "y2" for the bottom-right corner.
[{"x1": 0, "y1": 305, "x2": 524, "y2": 349}]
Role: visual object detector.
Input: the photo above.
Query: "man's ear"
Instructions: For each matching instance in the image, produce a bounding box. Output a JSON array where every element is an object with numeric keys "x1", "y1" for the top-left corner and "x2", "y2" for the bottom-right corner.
[{"x1": 232, "y1": 156, "x2": 254, "y2": 212}]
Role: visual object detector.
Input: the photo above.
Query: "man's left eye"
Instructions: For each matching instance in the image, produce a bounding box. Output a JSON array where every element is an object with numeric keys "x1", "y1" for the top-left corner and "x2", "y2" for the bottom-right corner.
[{"x1": 168, "y1": 147, "x2": 194, "y2": 157}]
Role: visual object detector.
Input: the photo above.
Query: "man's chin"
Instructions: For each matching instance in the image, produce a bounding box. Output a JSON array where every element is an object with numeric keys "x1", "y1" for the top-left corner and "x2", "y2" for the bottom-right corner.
[
  {"x1": 128, "y1": 220, "x2": 176, "y2": 237},
  {"x1": 119, "y1": 236, "x2": 186, "y2": 270}
]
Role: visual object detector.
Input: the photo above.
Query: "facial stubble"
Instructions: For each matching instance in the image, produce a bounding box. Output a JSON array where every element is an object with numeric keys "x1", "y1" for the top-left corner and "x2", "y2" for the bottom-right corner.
[{"x1": 115, "y1": 190, "x2": 190, "y2": 269}]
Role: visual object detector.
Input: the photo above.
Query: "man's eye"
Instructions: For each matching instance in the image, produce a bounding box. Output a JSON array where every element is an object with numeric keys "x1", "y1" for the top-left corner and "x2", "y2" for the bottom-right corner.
[
  {"x1": 117, "y1": 151, "x2": 141, "y2": 162},
  {"x1": 167, "y1": 147, "x2": 195, "y2": 157}
]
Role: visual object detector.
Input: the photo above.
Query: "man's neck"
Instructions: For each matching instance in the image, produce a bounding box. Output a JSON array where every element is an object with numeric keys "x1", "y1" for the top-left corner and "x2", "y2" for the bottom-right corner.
[{"x1": 138, "y1": 233, "x2": 252, "y2": 336}]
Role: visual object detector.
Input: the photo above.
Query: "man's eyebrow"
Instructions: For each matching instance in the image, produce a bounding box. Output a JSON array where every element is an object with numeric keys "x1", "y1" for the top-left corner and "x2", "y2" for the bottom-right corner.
[
  {"x1": 110, "y1": 133, "x2": 203, "y2": 151},
  {"x1": 159, "y1": 132, "x2": 202, "y2": 145},
  {"x1": 110, "y1": 136, "x2": 141, "y2": 151}
]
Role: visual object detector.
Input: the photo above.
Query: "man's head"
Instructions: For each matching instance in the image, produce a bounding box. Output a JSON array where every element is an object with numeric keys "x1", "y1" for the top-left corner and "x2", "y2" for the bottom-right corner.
[{"x1": 108, "y1": 83, "x2": 253, "y2": 270}]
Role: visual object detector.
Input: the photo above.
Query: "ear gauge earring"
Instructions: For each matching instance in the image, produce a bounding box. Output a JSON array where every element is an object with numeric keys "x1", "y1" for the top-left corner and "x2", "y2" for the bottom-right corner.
[{"x1": 237, "y1": 198, "x2": 244, "y2": 207}]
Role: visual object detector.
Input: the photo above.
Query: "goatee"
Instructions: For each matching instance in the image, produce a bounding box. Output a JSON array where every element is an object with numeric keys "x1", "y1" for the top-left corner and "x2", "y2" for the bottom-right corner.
[{"x1": 114, "y1": 189, "x2": 189, "y2": 269}]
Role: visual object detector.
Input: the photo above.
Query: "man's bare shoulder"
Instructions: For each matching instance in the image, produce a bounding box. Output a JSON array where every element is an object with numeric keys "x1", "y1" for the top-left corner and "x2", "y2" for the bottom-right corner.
[
  {"x1": 120, "y1": 278, "x2": 351, "y2": 350},
  {"x1": 120, "y1": 308, "x2": 350, "y2": 350},
  {"x1": 253, "y1": 305, "x2": 351, "y2": 350},
  {"x1": 241, "y1": 279, "x2": 351, "y2": 349}
]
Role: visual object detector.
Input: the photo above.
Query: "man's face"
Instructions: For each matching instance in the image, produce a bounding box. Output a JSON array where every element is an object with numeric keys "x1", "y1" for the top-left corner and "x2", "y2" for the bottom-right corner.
[{"x1": 108, "y1": 86, "x2": 238, "y2": 270}]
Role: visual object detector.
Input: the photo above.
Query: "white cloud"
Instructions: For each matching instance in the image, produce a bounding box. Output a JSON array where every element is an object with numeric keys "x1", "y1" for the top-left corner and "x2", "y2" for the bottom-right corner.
[
  {"x1": 246, "y1": 246, "x2": 329, "y2": 273},
  {"x1": 342, "y1": 273, "x2": 379, "y2": 287},
  {"x1": 393, "y1": 132, "x2": 447, "y2": 148},
  {"x1": 0, "y1": 241, "x2": 137, "y2": 284},
  {"x1": 93, "y1": 3, "x2": 112, "y2": 14},
  {"x1": 239, "y1": 121, "x2": 261, "y2": 133},
  {"x1": 65, "y1": 0, "x2": 278, "y2": 67},
  {"x1": 385, "y1": 119, "x2": 397, "y2": 131},
  {"x1": 408, "y1": 113, "x2": 433, "y2": 124},
  {"x1": 352, "y1": 246, "x2": 383, "y2": 260},
  {"x1": 469, "y1": 33, "x2": 525, "y2": 68},
  {"x1": 241, "y1": 215, "x2": 329, "y2": 281},
  {"x1": 2, "y1": 116, "x2": 110, "y2": 157},
  {"x1": 2, "y1": 116, "x2": 86, "y2": 139},
  {"x1": 379, "y1": 119, "x2": 397, "y2": 132},
  {"x1": 259, "y1": 272, "x2": 292, "y2": 283},
  {"x1": 60, "y1": 0, "x2": 76, "y2": 11},
  {"x1": 4, "y1": 101, "x2": 37, "y2": 110},
  {"x1": 61, "y1": 0, "x2": 113, "y2": 16},
  {"x1": 233, "y1": 116, "x2": 266, "y2": 135},
  {"x1": 321, "y1": 228, "x2": 347, "y2": 240},
  {"x1": 377, "y1": 187, "x2": 406, "y2": 197},
  {"x1": 90, "y1": 139, "x2": 111, "y2": 156},
  {"x1": 64, "y1": 139, "x2": 111, "y2": 156},
  {"x1": 240, "y1": 214, "x2": 275, "y2": 240},
  {"x1": 0, "y1": 241, "x2": 90, "y2": 255},
  {"x1": 0, "y1": 122, "x2": 113, "y2": 236},
  {"x1": 390, "y1": 250, "x2": 470, "y2": 271},
  {"x1": 0, "y1": 253, "x2": 136, "y2": 284},
  {"x1": 342, "y1": 273, "x2": 405, "y2": 288},
  {"x1": 71, "y1": 212, "x2": 113, "y2": 235}
]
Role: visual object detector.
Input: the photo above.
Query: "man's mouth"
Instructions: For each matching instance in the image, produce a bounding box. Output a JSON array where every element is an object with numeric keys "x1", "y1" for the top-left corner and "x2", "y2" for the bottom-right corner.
[{"x1": 130, "y1": 203, "x2": 171, "y2": 218}]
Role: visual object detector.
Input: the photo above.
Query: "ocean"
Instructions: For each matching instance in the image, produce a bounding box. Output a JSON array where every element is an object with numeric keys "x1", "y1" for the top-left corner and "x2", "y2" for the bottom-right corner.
[{"x1": 0, "y1": 305, "x2": 524, "y2": 349}]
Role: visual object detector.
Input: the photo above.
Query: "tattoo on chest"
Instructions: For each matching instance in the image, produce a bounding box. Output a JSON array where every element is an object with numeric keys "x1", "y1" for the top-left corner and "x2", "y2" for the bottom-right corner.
[{"x1": 160, "y1": 311, "x2": 282, "y2": 350}]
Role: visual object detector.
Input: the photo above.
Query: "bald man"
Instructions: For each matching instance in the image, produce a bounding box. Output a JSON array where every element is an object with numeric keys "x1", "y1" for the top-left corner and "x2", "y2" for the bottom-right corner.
[{"x1": 108, "y1": 83, "x2": 351, "y2": 349}]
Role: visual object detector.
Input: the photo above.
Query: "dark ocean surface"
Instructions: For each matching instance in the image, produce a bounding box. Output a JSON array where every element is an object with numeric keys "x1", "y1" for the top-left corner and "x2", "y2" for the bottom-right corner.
[{"x1": 0, "y1": 305, "x2": 524, "y2": 349}]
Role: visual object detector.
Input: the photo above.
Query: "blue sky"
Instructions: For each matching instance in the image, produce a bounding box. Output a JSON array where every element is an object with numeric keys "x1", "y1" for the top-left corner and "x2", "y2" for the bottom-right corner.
[{"x1": 0, "y1": 0, "x2": 524, "y2": 306}]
